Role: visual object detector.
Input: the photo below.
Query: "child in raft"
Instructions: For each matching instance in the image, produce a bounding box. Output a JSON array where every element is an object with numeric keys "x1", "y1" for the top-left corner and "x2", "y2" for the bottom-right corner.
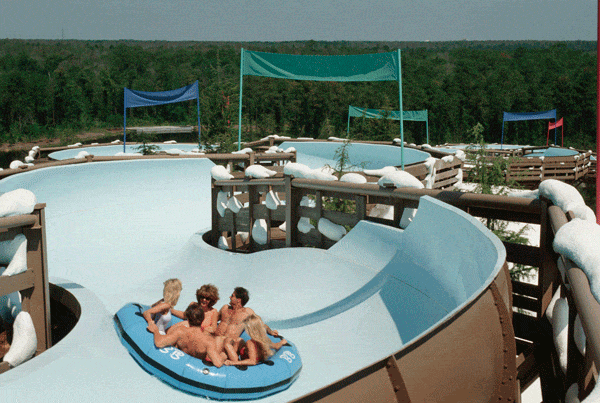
[
  {"x1": 143, "y1": 278, "x2": 182, "y2": 335},
  {"x1": 223, "y1": 314, "x2": 288, "y2": 366}
]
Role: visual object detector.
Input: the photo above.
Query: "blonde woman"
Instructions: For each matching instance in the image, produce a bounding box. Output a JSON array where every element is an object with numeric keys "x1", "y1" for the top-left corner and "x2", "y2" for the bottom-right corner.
[
  {"x1": 143, "y1": 278, "x2": 182, "y2": 335},
  {"x1": 224, "y1": 314, "x2": 288, "y2": 366}
]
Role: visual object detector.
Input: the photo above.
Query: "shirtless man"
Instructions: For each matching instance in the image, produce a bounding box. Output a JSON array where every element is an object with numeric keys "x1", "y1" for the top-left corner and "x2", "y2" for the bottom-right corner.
[
  {"x1": 148, "y1": 302, "x2": 224, "y2": 367},
  {"x1": 216, "y1": 287, "x2": 278, "y2": 339},
  {"x1": 215, "y1": 287, "x2": 278, "y2": 360}
]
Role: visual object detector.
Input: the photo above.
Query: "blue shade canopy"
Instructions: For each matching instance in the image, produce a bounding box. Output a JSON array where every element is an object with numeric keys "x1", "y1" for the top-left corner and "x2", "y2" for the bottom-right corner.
[
  {"x1": 503, "y1": 109, "x2": 556, "y2": 122},
  {"x1": 123, "y1": 81, "x2": 201, "y2": 150},
  {"x1": 124, "y1": 81, "x2": 199, "y2": 108},
  {"x1": 242, "y1": 50, "x2": 400, "y2": 82},
  {"x1": 501, "y1": 109, "x2": 557, "y2": 147}
]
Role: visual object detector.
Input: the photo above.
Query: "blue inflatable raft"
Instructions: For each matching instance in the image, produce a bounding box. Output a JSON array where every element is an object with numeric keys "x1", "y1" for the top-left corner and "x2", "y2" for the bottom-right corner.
[{"x1": 114, "y1": 303, "x2": 302, "y2": 400}]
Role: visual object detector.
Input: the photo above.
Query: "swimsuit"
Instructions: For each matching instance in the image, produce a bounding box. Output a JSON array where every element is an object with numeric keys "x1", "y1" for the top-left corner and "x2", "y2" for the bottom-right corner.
[{"x1": 154, "y1": 309, "x2": 172, "y2": 335}]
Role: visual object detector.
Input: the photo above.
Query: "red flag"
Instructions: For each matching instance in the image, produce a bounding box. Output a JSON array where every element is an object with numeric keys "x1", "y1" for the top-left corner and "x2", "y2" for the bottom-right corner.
[{"x1": 548, "y1": 117, "x2": 564, "y2": 130}]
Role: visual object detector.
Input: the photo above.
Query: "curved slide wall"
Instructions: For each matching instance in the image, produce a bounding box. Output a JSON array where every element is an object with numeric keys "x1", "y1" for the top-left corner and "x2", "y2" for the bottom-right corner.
[{"x1": 0, "y1": 158, "x2": 511, "y2": 402}]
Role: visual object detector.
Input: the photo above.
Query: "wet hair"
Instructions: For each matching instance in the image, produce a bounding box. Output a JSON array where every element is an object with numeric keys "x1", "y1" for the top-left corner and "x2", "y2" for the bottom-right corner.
[
  {"x1": 163, "y1": 278, "x2": 182, "y2": 306},
  {"x1": 233, "y1": 287, "x2": 249, "y2": 307},
  {"x1": 185, "y1": 302, "x2": 205, "y2": 327},
  {"x1": 243, "y1": 314, "x2": 274, "y2": 360},
  {"x1": 196, "y1": 284, "x2": 219, "y2": 308}
]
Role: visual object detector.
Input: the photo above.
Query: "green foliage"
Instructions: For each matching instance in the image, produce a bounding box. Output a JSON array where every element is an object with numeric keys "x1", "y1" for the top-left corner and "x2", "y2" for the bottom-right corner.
[
  {"x1": 464, "y1": 122, "x2": 534, "y2": 281},
  {"x1": 133, "y1": 132, "x2": 159, "y2": 155},
  {"x1": 0, "y1": 40, "x2": 596, "y2": 152}
]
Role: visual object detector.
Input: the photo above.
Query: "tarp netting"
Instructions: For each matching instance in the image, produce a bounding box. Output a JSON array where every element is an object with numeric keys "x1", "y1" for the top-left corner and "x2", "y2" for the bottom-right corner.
[
  {"x1": 242, "y1": 50, "x2": 400, "y2": 82},
  {"x1": 238, "y1": 49, "x2": 407, "y2": 166},
  {"x1": 348, "y1": 106, "x2": 427, "y2": 121},
  {"x1": 124, "y1": 81, "x2": 199, "y2": 108},
  {"x1": 501, "y1": 109, "x2": 557, "y2": 147},
  {"x1": 123, "y1": 81, "x2": 201, "y2": 150}
]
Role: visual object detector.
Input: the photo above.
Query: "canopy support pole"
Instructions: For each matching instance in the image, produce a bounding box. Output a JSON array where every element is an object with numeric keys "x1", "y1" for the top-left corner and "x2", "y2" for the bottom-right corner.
[
  {"x1": 398, "y1": 49, "x2": 404, "y2": 170},
  {"x1": 237, "y1": 48, "x2": 245, "y2": 151},
  {"x1": 426, "y1": 109, "x2": 429, "y2": 145},
  {"x1": 123, "y1": 103, "x2": 127, "y2": 154},
  {"x1": 197, "y1": 88, "x2": 201, "y2": 149}
]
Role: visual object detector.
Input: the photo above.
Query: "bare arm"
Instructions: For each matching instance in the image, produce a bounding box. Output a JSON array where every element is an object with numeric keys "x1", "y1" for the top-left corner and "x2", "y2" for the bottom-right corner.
[
  {"x1": 204, "y1": 309, "x2": 218, "y2": 334},
  {"x1": 171, "y1": 307, "x2": 185, "y2": 320},
  {"x1": 143, "y1": 301, "x2": 171, "y2": 326},
  {"x1": 149, "y1": 322, "x2": 180, "y2": 348}
]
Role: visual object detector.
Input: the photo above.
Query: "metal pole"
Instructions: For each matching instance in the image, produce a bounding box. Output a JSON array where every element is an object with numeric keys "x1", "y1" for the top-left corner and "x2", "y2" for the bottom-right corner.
[
  {"x1": 237, "y1": 48, "x2": 245, "y2": 151},
  {"x1": 123, "y1": 97, "x2": 127, "y2": 154},
  {"x1": 398, "y1": 49, "x2": 404, "y2": 170}
]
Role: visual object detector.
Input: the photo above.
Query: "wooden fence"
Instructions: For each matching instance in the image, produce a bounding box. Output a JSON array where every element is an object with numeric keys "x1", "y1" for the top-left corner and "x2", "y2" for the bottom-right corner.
[
  {"x1": 0, "y1": 204, "x2": 51, "y2": 374},
  {"x1": 507, "y1": 151, "x2": 592, "y2": 186}
]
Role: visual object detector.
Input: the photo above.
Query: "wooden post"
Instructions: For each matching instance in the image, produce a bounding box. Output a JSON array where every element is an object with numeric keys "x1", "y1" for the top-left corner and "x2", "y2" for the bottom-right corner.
[
  {"x1": 21, "y1": 205, "x2": 51, "y2": 353},
  {"x1": 285, "y1": 175, "x2": 300, "y2": 247}
]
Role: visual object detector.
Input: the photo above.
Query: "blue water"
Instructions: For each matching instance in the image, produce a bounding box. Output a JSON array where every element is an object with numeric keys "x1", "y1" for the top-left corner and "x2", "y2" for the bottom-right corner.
[
  {"x1": 48, "y1": 143, "x2": 202, "y2": 160},
  {"x1": 279, "y1": 141, "x2": 431, "y2": 170}
]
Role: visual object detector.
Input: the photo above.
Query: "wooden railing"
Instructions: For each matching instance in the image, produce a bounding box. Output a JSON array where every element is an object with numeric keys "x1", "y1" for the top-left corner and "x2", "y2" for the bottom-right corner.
[
  {"x1": 210, "y1": 171, "x2": 600, "y2": 401},
  {"x1": 539, "y1": 206, "x2": 600, "y2": 401},
  {"x1": 0, "y1": 204, "x2": 51, "y2": 374}
]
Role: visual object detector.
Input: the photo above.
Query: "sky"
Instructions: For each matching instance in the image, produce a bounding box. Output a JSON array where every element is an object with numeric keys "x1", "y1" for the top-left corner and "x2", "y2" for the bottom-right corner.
[{"x1": 0, "y1": 0, "x2": 597, "y2": 42}]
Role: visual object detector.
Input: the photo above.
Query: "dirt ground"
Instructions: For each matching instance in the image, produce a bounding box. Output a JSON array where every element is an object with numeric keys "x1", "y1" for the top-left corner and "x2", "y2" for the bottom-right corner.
[{"x1": 0, "y1": 131, "x2": 119, "y2": 153}]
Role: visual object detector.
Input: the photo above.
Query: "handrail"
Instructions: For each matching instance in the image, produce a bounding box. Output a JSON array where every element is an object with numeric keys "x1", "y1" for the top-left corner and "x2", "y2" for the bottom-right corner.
[
  {"x1": 290, "y1": 177, "x2": 541, "y2": 214},
  {"x1": 547, "y1": 204, "x2": 600, "y2": 385}
]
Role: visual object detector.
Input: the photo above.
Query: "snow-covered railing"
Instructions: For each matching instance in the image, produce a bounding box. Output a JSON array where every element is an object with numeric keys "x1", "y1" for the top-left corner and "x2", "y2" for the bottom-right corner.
[
  {"x1": 0, "y1": 204, "x2": 51, "y2": 374},
  {"x1": 545, "y1": 205, "x2": 600, "y2": 401}
]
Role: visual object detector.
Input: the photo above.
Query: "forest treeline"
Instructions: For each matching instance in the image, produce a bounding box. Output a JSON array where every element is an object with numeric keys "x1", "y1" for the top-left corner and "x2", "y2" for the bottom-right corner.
[{"x1": 0, "y1": 39, "x2": 596, "y2": 149}]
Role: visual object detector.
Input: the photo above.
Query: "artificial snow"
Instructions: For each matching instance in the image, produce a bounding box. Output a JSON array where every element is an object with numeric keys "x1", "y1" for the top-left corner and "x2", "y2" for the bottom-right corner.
[
  {"x1": 363, "y1": 166, "x2": 397, "y2": 177},
  {"x1": 455, "y1": 150, "x2": 466, "y2": 161},
  {"x1": 0, "y1": 189, "x2": 37, "y2": 217},
  {"x1": 9, "y1": 160, "x2": 24, "y2": 170},
  {"x1": 226, "y1": 196, "x2": 243, "y2": 214},
  {"x1": 552, "y1": 297, "x2": 569, "y2": 373},
  {"x1": 284, "y1": 162, "x2": 313, "y2": 178},
  {"x1": 378, "y1": 171, "x2": 424, "y2": 189},
  {"x1": 0, "y1": 234, "x2": 28, "y2": 277},
  {"x1": 553, "y1": 218, "x2": 600, "y2": 304},
  {"x1": 266, "y1": 190, "x2": 282, "y2": 210},
  {"x1": 217, "y1": 236, "x2": 229, "y2": 250},
  {"x1": 340, "y1": 173, "x2": 367, "y2": 184},
  {"x1": 216, "y1": 191, "x2": 228, "y2": 217},
  {"x1": 539, "y1": 180, "x2": 588, "y2": 217},
  {"x1": 2, "y1": 311, "x2": 36, "y2": 368},
  {"x1": 252, "y1": 219, "x2": 268, "y2": 245},
  {"x1": 297, "y1": 217, "x2": 314, "y2": 234},
  {"x1": 318, "y1": 218, "x2": 347, "y2": 241},
  {"x1": 232, "y1": 147, "x2": 253, "y2": 155},
  {"x1": 210, "y1": 165, "x2": 234, "y2": 180},
  {"x1": 245, "y1": 165, "x2": 277, "y2": 179}
]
